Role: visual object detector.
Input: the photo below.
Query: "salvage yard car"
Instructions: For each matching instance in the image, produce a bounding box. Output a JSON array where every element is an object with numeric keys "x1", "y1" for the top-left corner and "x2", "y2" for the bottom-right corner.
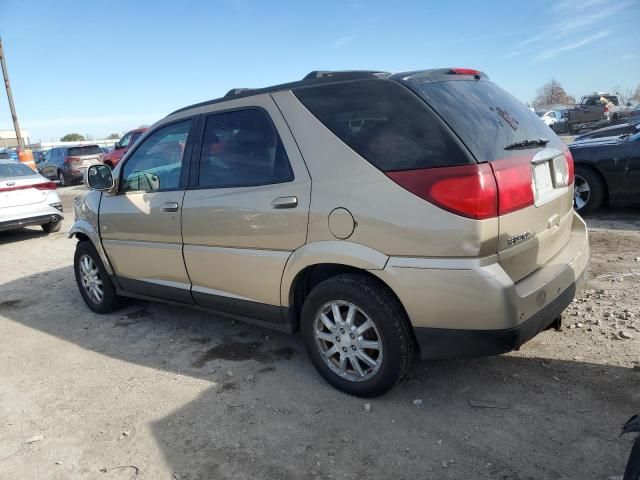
[
  {"x1": 101, "y1": 127, "x2": 148, "y2": 169},
  {"x1": 0, "y1": 159, "x2": 63, "y2": 233},
  {"x1": 570, "y1": 130, "x2": 640, "y2": 214},
  {"x1": 40, "y1": 145, "x2": 104, "y2": 186},
  {"x1": 70, "y1": 68, "x2": 589, "y2": 397}
]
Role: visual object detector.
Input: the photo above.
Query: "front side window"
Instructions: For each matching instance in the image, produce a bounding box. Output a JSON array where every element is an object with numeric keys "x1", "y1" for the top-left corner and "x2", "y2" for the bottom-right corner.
[
  {"x1": 197, "y1": 109, "x2": 293, "y2": 188},
  {"x1": 121, "y1": 120, "x2": 191, "y2": 193},
  {"x1": 118, "y1": 132, "x2": 133, "y2": 148}
]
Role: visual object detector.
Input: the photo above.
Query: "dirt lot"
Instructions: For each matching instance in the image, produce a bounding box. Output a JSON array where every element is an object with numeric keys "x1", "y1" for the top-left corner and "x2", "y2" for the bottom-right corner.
[{"x1": 0, "y1": 186, "x2": 638, "y2": 480}]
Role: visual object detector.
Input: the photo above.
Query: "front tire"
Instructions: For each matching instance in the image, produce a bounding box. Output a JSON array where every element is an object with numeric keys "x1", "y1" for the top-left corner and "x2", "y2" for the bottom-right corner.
[
  {"x1": 574, "y1": 166, "x2": 605, "y2": 215},
  {"x1": 74, "y1": 241, "x2": 123, "y2": 314},
  {"x1": 301, "y1": 274, "x2": 416, "y2": 397}
]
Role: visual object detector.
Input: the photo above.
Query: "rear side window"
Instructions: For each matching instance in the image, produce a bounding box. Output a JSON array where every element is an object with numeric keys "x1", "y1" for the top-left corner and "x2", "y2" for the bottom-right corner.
[
  {"x1": 413, "y1": 80, "x2": 564, "y2": 162},
  {"x1": 293, "y1": 80, "x2": 471, "y2": 171},
  {"x1": 68, "y1": 145, "x2": 103, "y2": 156},
  {"x1": 197, "y1": 109, "x2": 293, "y2": 188}
]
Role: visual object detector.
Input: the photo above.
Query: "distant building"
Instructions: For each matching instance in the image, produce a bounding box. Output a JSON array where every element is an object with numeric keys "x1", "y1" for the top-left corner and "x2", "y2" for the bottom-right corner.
[{"x1": 0, "y1": 129, "x2": 31, "y2": 149}]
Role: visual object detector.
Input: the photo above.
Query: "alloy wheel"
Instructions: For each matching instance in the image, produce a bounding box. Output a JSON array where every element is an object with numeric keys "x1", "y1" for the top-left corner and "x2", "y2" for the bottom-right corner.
[
  {"x1": 573, "y1": 174, "x2": 590, "y2": 211},
  {"x1": 79, "y1": 254, "x2": 103, "y2": 304},
  {"x1": 313, "y1": 301, "x2": 383, "y2": 382}
]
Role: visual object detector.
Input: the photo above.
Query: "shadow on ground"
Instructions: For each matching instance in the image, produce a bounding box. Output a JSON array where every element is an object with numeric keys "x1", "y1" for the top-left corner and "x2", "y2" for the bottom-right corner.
[{"x1": 0, "y1": 266, "x2": 637, "y2": 479}]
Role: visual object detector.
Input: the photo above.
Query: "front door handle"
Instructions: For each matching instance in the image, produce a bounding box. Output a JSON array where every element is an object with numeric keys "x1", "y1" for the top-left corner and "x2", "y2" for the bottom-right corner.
[
  {"x1": 271, "y1": 196, "x2": 298, "y2": 209},
  {"x1": 161, "y1": 202, "x2": 180, "y2": 212}
]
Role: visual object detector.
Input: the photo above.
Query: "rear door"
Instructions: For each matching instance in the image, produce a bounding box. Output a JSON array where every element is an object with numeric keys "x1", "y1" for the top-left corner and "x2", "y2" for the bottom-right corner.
[
  {"x1": 411, "y1": 76, "x2": 575, "y2": 282},
  {"x1": 99, "y1": 118, "x2": 196, "y2": 303},
  {"x1": 181, "y1": 95, "x2": 310, "y2": 323}
]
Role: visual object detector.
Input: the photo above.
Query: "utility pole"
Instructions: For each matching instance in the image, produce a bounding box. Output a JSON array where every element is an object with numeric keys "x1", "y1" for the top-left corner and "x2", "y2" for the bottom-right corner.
[{"x1": 0, "y1": 35, "x2": 25, "y2": 151}]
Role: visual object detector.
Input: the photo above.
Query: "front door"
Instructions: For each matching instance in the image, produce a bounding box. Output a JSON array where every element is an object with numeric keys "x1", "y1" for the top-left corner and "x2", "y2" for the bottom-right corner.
[
  {"x1": 99, "y1": 118, "x2": 196, "y2": 303},
  {"x1": 181, "y1": 97, "x2": 310, "y2": 323}
]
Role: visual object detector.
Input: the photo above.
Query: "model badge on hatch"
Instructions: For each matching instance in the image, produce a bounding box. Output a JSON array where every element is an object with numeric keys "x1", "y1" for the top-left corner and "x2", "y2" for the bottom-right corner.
[{"x1": 507, "y1": 231, "x2": 533, "y2": 246}]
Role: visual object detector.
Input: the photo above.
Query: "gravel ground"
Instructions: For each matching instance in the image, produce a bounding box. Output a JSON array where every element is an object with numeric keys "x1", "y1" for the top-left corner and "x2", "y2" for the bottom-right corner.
[{"x1": 0, "y1": 186, "x2": 638, "y2": 480}]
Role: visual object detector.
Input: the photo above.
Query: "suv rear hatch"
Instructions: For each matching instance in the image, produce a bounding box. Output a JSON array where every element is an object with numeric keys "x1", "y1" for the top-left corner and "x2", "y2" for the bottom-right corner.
[
  {"x1": 400, "y1": 70, "x2": 575, "y2": 282},
  {"x1": 66, "y1": 145, "x2": 103, "y2": 169}
]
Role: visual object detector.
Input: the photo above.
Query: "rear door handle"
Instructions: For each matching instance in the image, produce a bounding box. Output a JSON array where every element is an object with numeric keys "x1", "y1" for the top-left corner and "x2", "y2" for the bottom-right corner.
[
  {"x1": 271, "y1": 196, "x2": 298, "y2": 209},
  {"x1": 161, "y1": 202, "x2": 180, "y2": 212}
]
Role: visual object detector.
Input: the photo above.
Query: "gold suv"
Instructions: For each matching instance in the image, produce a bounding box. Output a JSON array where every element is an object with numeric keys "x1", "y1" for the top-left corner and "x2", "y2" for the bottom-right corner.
[{"x1": 71, "y1": 69, "x2": 589, "y2": 397}]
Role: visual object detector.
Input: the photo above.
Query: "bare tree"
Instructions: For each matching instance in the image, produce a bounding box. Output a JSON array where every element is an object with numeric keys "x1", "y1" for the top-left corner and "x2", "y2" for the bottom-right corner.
[
  {"x1": 533, "y1": 79, "x2": 576, "y2": 107},
  {"x1": 631, "y1": 84, "x2": 640, "y2": 102}
]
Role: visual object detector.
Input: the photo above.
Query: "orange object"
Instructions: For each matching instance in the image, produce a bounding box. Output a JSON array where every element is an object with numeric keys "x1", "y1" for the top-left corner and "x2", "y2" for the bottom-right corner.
[{"x1": 18, "y1": 149, "x2": 37, "y2": 171}]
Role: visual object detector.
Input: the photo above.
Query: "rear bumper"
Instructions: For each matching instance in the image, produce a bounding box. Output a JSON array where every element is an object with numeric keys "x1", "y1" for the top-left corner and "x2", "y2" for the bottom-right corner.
[
  {"x1": 0, "y1": 213, "x2": 63, "y2": 232},
  {"x1": 0, "y1": 199, "x2": 64, "y2": 232},
  {"x1": 413, "y1": 273, "x2": 581, "y2": 359},
  {"x1": 370, "y1": 212, "x2": 589, "y2": 359}
]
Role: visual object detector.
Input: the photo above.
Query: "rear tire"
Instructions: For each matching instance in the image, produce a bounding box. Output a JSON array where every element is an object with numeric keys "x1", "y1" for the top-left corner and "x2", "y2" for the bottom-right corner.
[
  {"x1": 574, "y1": 166, "x2": 605, "y2": 215},
  {"x1": 74, "y1": 241, "x2": 123, "y2": 314},
  {"x1": 58, "y1": 171, "x2": 67, "y2": 187},
  {"x1": 41, "y1": 220, "x2": 61, "y2": 233},
  {"x1": 301, "y1": 274, "x2": 416, "y2": 397}
]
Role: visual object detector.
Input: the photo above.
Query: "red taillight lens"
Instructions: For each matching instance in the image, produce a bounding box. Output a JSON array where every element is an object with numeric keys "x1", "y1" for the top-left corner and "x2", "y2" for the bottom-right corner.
[
  {"x1": 448, "y1": 68, "x2": 481, "y2": 76},
  {"x1": 386, "y1": 164, "x2": 498, "y2": 220},
  {"x1": 64, "y1": 156, "x2": 80, "y2": 164},
  {"x1": 564, "y1": 150, "x2": 574, "y2": 185},
  {"x1": 33, "y1": 181, "x2": 57, "y2": 190},
  {"x1": 0, "y1": 181, "x2": 57, "y2": 193},
  {"x1": 490, "y1": 157, "x2": 535, "y2": 215}
]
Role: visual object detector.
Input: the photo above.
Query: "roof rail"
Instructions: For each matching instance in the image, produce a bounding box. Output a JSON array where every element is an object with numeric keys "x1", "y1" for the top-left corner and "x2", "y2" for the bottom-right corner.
[
  {"x1": 225, "y1": 88, "x2": 256, "y2": 97},
  {"x1": 302, "y1": 70, "x2": 390, "y2": 80}
]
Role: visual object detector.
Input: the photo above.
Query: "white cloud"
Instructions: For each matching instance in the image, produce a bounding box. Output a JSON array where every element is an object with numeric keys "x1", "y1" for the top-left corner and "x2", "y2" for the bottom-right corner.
[
  {"x1": 534, "y1": 31, "x2": 610, "y2": 61},
  {"x1": 331, "y1": 35, "x2": 356, "y2": 48},
  {"x1": 509, "y1": 0, "x2": 631, "y2": 62}
]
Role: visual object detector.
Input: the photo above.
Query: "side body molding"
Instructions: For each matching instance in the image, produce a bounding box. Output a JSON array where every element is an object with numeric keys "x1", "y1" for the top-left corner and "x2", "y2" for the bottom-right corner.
[{"x1": 280, "y1": 241, "x2": 389, "y2": 307}]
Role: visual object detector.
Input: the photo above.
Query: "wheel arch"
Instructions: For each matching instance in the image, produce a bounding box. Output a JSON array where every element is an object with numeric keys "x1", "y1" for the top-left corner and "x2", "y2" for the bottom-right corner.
[
  {"x1": 282, "y1": 241, "x2": 415, "y2": 335},
  {"x1": 69, "y1": 219, "x2": 114, "y2": 275}
]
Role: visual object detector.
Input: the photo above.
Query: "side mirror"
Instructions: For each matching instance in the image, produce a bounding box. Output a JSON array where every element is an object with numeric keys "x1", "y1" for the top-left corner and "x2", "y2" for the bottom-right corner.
[{"x1": 86, "y1": 164, "x2": 114, "y2": 191}]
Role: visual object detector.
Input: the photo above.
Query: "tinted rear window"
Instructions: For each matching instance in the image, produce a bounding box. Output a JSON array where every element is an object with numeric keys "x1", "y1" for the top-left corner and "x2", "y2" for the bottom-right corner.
[
  {"x1": 412, "y1": 80, "x2": 564, "y2": 162},
  {"x1": 67, "y1": 145, "x2": 103, "y2": 156},
  {"x1": 0, "y1": 162, "x2": 37, "y2": 178},
  {"x1": 293, "y1": 80, "x2": 471, "y2": 171}
]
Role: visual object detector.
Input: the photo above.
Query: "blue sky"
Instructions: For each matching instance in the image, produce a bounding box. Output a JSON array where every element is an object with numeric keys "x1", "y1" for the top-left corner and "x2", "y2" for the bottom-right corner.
[{"x1": 1, "y1": 0, "x2": 639, "y2": 141}]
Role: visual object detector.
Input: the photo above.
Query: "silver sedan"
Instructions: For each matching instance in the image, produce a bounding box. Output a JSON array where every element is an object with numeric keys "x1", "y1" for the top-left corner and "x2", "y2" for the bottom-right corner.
[{"x1": 0, "y1": 160, "x2": 64, "y2": 233}]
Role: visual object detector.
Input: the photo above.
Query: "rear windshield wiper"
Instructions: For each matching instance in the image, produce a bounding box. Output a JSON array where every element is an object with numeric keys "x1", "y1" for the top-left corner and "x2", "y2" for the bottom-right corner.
[{"x1": 504, "y1": 138, "x2": 549, "y2": 150}]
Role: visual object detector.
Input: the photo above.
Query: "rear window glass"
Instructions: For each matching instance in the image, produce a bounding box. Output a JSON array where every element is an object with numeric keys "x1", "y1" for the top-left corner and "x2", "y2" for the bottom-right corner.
[
  {"x1": 0, "y1": 162, "x2": 36, "y2": 178},
  {"x1": 413, "y1": 80, "x2": 564, "y2": 162},
  {"x1": 293, "y1": 80, "x2": 471, "y2": 171},
  {"x1": 68, "y1": 145, "x2": 103, "y2": 156}
]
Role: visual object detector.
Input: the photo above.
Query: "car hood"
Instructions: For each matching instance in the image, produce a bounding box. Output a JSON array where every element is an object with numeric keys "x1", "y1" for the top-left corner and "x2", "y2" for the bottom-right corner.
[{"x1": 570, "y1": 135, "x2": 625, "y2": 148}]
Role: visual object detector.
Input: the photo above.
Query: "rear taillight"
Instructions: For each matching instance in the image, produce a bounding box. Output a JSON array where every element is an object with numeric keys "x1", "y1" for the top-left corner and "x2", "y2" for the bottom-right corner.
[
  {"x1": 386, "y1": 164, "x2": 498, "y2": 220},
  {"x1": 490, "y1": 157, "x2": 535, "y2": 215},
  {"x1": 448, "y1": 68, "x2": 481, "y2": 76},
  {"x1": 564, "y1": 150, "x2": 574, "y2": 185},
  {"x1": 0, "y1": 181, "x2": 57, "y2": 193},
  {"x1": 33, "y1": 182, "x2": 57, "y2": 190},
  {"x1": 64, "y1": 156, "x2": 80, "y2": 164}
]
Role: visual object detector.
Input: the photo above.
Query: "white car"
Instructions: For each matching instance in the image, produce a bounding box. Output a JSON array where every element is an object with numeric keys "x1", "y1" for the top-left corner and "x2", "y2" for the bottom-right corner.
[
  {"x1": 0, "y1": 160, "x2": 64, "y2": 233},
  {"x1": 537, "y1": 110, "x2": 567, "y2": 133}
]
